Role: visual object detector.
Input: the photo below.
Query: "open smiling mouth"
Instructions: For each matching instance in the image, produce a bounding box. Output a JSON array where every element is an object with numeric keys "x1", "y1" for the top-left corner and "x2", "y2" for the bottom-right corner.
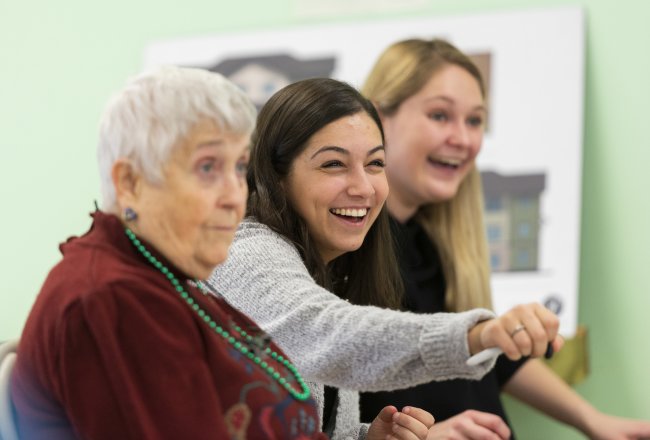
[
  {"x1": 329, "y1": 208, "x2": 368, "y2": 224},
  {"x1": 428, "y1": 157, "x2": 462, "y2": 170}
]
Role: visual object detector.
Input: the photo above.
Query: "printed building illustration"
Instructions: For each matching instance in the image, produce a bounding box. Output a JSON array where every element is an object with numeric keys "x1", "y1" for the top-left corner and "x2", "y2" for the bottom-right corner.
[
  {"x1": 206, "y1": 54, "x2": 336, "y2": 110},
  {"x1": 481, "y1": 171, "x2": 546, "y2": 272}
]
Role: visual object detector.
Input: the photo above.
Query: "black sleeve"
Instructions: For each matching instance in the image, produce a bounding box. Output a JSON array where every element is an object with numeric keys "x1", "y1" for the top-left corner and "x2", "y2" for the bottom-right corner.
[{"x1": 495, "y1": 355, "x2": 529, "y2": 387}]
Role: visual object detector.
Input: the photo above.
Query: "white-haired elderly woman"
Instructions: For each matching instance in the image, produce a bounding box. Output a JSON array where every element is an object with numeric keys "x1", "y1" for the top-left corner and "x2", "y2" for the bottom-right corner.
[{"x1": 10, "y1": 66, "x2": 328, "y2": 440}]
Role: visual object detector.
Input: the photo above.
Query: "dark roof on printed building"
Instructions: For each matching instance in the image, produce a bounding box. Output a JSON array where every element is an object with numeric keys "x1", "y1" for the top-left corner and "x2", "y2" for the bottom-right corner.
[
  {"x1": 481, "y1": 171, "x2": 546, "y2": 197},
  {"x1": 208, "y1": 54, "x2": 336, "y2": 81}
]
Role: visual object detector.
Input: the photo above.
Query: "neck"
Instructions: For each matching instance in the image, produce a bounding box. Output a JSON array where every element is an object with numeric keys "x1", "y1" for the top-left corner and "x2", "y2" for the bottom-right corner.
[
  {"x1": 320, "y1": 249, "x2": 343, "y2": 265},
  {"x1": 124, "y1": 222, "x2": 211, "y2": 280},
  {"x1": 386, "y1": 193, "x2": 419, "y2": 224}
]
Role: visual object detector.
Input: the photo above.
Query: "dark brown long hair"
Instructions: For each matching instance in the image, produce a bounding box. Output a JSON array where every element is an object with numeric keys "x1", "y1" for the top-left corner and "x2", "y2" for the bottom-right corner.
[{"x1": 248, "y1": 78, "x2": 402, "y2": 309}]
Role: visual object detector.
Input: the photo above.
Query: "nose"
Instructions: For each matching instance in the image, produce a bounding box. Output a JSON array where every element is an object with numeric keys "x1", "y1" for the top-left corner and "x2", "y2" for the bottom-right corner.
[
  {"x1": 347, "y1": 167, "x2": 375, "y2": 198},
  {"x1": 218, "y1": 170, "x2": 248, "y2": 212},
  {"x1": 448, "y1": 121, "x2": 471, "y2": 148}
]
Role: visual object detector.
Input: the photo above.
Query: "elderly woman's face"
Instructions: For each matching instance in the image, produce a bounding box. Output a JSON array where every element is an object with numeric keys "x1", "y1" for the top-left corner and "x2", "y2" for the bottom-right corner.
[{"x1": 131, "y1": 119, "x2": 249, "y2": 279}]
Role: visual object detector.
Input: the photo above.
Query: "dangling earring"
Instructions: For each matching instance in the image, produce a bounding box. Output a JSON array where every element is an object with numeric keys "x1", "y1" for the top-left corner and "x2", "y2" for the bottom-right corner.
[{"x1": 123, "y1": 207, "x2": 138, "y2": 222}]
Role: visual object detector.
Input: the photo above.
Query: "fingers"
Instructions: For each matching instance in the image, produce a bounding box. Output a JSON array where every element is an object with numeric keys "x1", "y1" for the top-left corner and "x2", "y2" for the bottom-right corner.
[
  {"x1": 401, "y1": 406, "x2": 435, "y2": 428},
  {"x1": 533, "y1": 303, "x2": 560, "y2": 353},
  {"x1": 374, "y1": 405, "x2": 398, "y2": 424},
  {"x1": 482, "y1": 302, "x2": 560, "y2": 360},
  {"x1": 388, "y1": 406, "x2": 434, "y2": 440},
  {"x1": 453, "y1": 422, "x2": 505, "y2": 440},
  {"x1": 464, "y1": 410, "x2": 511, "y2": 439},
  {"x1": 427, "y1": 410, "x2": 510, "y2": 440},
  {"x1": 487, "y1": 312, "x2": 522, "y2": 359},
  {"x1": 551, "y1": 334, "x2": 564, "y2": 354},
  {"x1": 515, "y1": 305, "x2": 551, "y2": 357}
]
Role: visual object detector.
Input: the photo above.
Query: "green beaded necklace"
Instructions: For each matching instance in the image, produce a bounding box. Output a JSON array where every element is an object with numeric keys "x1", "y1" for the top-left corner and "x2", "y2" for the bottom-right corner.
[{"x1": 125, "y1": 228, "x2": 311, "y2": 401}]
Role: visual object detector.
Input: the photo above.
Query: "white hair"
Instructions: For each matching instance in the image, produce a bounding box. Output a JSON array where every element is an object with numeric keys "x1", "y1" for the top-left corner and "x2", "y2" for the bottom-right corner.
[{"x1": 97, "y1": 65, "x2": 257, "y2": 211}]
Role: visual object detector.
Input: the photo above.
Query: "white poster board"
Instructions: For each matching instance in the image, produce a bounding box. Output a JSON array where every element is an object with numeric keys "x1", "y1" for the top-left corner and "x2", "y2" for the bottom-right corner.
[{"x1": 144, "y1": 6, "x2": 585, "y2": 336}]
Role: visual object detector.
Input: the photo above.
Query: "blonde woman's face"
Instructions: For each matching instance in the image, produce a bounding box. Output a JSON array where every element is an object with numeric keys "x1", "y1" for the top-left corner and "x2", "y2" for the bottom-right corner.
[
  {"x1": 130, "y1": 119, "x2": 250, "y2": 279},
  {"x1": 382, "y1": 64, "x2": 485, "y2": 217},
  {"x1": 285, "y1": 113, "x2": 388, "y2": 264}
]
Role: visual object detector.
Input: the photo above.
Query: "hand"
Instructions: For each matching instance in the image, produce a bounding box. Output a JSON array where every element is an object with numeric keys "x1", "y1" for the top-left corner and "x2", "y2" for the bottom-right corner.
[
  {"x1": 425, "y1": 410, "x2": 510, "y2": 440},
  {"x1": 468, "y1": 302, "x2": 563, "y2": 360},
  {"x1": 582, "y1": 411, "x2": 650, "y2": 440},
  {"x1": 367, "y1": 405, "x2": 435, "y2": 440}
]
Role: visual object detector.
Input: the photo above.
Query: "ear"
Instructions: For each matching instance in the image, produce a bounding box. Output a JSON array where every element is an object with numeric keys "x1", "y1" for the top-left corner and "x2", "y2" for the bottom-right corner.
[{"x1": 111, "y1": 159, "x2": 142, "y2": 211}]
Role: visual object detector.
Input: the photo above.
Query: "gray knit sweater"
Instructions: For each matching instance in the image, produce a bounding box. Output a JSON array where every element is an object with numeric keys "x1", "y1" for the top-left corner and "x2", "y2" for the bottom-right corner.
[{"x1": 208, "y1": 218, "x2": 496, "y2": 440}]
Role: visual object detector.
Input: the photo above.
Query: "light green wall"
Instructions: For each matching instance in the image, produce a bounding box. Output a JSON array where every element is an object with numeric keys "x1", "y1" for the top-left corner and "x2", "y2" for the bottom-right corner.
[{"x1": 1, "y1": 1, "x2": 648, "y2": 438}]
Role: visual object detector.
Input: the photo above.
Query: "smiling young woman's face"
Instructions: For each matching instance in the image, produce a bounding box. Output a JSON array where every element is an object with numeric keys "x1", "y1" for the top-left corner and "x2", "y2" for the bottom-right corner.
[
  {"x1": 129, "y1": 119, "x2": 250, "y2": 279},
  {"x1": 382, "y1": 64, "x2": 486, "y2": 222},
  {"x1": 284, "y1": 112, "x2": 388, "y2": 264}
]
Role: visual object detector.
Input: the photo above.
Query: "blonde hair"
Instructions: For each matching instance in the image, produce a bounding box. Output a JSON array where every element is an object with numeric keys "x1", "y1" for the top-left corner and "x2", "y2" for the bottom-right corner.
[{"x1": 362, "y1": 38, "x2": 492, "y2": 311}]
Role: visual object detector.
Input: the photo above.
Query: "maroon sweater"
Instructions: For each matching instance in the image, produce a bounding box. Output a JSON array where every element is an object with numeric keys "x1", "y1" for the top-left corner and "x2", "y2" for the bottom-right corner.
[{"x1": 12, "y1": 212, "x2": 326, "y2": 439}]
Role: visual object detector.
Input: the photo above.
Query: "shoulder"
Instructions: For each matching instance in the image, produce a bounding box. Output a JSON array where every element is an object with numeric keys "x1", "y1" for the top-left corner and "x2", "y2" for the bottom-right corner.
[
  {"x1": 236, "y1": 218, "x2": 287, "y2": 241},
  {"x1": 39, "y1": 244, "x2": 189, "y2": 330},
  {"x1": 20, "y1": 267, "x2": 195, "y2": 369},
  {"x1": 210, "y1": 218, "x2": 313, "y2": 301},
  {"x1": 232, "y1": 217, "x2": 301, "y2": 258}
]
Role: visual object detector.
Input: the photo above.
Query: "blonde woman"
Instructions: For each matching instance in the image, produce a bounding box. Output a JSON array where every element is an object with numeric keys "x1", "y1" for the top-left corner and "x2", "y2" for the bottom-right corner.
[{"x1": 358, "y1": 38, "x2": 650, "y2": 440}]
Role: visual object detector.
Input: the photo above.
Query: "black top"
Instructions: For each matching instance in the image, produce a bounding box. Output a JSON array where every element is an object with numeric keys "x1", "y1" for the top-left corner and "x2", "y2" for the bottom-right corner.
[{"x1": 359, "y1": 217, "x2": 526, "y2": 437}]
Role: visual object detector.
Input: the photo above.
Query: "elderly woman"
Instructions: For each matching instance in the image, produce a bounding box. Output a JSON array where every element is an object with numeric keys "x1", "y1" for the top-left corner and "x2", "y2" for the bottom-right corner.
[{"x1": 11, "y1": 67, "x2": 321, "y2": 440}]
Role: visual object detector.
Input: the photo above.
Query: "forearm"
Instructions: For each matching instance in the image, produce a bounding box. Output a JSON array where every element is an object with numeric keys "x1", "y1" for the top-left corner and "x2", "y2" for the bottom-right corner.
[
  {"x1": 218, "y1": 267, "x2": 495, "y2": 389},
  {"x1": 502, "y1": 359, "x2": 595, "y2": 433},
  {"x1": 210, "y1": 223, "x2": 496, "y2": 390},
  {"x1": 467, "y1": 318, "x2": 489, "y2": 354}
]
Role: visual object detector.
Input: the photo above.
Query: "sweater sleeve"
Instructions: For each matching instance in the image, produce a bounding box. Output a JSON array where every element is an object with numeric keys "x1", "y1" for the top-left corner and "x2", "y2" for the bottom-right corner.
[
  {"x1": 209, "y1": 220, "x2": 496, "y2": 392},
  {"x1": 55, "y1": 282, "x2": 228, "y2": 440}
]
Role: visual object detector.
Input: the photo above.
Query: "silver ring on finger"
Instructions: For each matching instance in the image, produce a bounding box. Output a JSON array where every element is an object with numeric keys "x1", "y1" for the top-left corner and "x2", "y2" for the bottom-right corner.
[{"x1": 510, "y1": 324, "x2": 526, "y2": 337}]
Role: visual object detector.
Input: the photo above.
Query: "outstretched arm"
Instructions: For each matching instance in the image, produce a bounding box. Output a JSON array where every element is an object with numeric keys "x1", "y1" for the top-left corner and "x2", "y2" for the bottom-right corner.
[
  {"x1": 503, "y1": 359, "x2": 650, "y2": 439},
  {"x1": 209, "y1": 220, "x2": 496, "y2": 391}
]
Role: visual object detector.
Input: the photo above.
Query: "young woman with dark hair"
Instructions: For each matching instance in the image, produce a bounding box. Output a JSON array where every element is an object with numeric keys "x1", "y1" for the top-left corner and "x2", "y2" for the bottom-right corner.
[{"x1": 208, "y1": 77, "x2": 561, "y2": 439}]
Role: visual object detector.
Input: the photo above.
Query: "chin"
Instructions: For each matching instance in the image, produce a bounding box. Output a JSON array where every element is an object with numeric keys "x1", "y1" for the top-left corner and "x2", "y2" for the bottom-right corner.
[
  {"x1": 193, "y1": 258, "x2": 227, "y2": 279},
  {"x1": 426, "y1": 187, "x2": 460, "y2": 203},
  {"x1": 208, "y1": 255, "x2": 229, "y2": 269},
  {"x1": 341, "y1": 242, "x2": 364, "y2": 254}
]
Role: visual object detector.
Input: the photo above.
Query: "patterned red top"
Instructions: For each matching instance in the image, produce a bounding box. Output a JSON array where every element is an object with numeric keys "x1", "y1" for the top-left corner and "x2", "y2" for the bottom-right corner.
[{"x1": 12, "y1": 211, "x2": 327, "y2": 439}]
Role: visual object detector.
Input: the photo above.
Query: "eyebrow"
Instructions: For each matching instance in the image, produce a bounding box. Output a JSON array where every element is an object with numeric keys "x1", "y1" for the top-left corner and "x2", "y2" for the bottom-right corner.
[
  {"x1": 196, "y1": 139, "x2": 250, "y2": 153},
  {"x1": 424, "y1": 96, "x2": 486, "y2": 113},
  {"x1": 310, "y1": 145, "x2": 384, "y2": 159},
  {"x1": 196, "y1": 140, "x2": 225, "y2": 149}
]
